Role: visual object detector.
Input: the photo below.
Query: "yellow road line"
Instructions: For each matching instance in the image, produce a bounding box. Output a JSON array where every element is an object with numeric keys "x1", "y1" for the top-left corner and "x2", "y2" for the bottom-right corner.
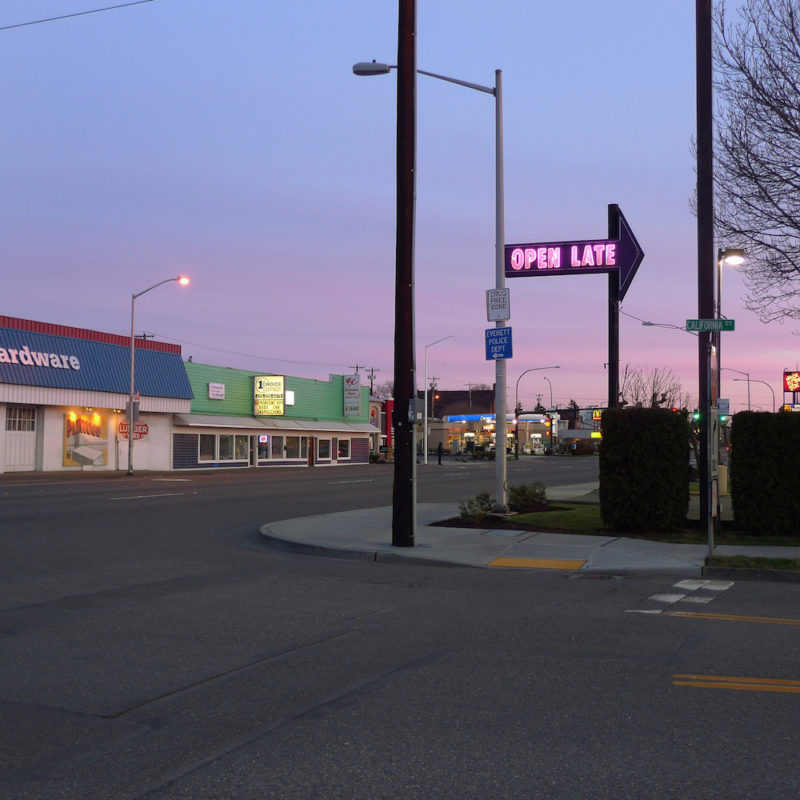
[
  {"x1": 489, "y1": 557, "x2": 586, "y2": 570},
  {"x1": 668, "y1": 611, "x2": 800, "y2": 626},
  {"x1": 673, "y1": 674, "x2": 800, "y2": 693}
]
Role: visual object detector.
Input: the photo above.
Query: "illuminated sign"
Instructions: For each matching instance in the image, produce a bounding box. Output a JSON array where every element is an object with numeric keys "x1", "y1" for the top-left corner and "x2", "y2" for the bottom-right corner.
[
  {"x1": 784, "y1": 371, "x2": 800, "y2": 392},
  {"x1": 505, "y1": 206, "x2": 643, "y2": 300},
  {"x1": 0, "y1": 344, "x2": 81, "y2": 370},
  {"x1": 64, "y1": 412, "x2": 107, "y2": 466},
  {"x1": 254, "y1": 375, "x2": 284, "y2": 416}
]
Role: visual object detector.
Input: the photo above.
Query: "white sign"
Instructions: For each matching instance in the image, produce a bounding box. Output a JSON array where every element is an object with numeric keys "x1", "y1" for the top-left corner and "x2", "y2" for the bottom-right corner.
[
  {"x1": 208, "y1": 382, "x2": 225, "y2": 400},
  {"x1": 343, "y1": 374, "x2": 361, "y2": 417},
  {"x1": 717, "y1": 398, "x2": 730, "y2": 415},
  {"x1": 486, "y1": 288, "x2": 510, "y2": 322}
]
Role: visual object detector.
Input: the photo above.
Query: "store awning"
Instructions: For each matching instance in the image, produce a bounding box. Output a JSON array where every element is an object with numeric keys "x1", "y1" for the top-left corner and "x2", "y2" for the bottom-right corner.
[{"x1": 173, "y1": 414, "x2": 379, "y2": 435}]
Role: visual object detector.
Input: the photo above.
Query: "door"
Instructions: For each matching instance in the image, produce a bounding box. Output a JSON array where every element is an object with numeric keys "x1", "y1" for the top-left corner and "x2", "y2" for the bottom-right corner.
[{"x1": 4, "y1": 407, "x2": 37, "y2": 472}]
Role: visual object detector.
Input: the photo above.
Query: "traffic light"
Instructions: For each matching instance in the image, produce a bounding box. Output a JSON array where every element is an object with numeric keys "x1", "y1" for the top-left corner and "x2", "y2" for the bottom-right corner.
[{"x1": 692, "y1": 410, "x2": 701, "y2": 422}]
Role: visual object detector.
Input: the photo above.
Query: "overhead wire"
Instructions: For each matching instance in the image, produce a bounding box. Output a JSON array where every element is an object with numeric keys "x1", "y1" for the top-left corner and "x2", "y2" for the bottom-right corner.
[{"x1": 0, "y1": 1, "x2": 155, "y2": 32}]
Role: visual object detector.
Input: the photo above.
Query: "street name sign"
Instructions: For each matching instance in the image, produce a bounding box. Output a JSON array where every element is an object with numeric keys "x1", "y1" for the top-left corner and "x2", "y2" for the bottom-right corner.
[
  {"x1": 485, "y1": 327, "x2": 512, "y2": 360},
  {"x1": 686, "y1": 319, "x2": 735, "y2": 332},
  {"x1": 504, "y1": 205, "x2": 644, "y2": 300}
]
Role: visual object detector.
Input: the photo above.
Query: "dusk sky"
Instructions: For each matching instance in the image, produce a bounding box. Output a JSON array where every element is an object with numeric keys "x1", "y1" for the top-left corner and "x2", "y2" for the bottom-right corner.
[{"x1": 2, "y1": 0, "x2": 795, "y2": 414}]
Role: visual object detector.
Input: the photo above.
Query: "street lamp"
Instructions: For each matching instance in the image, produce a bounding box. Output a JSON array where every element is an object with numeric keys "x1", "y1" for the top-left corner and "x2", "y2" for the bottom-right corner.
[
  {"x1": 513, "y1": 366, "x2": 559, "y2": 459},
  {"x1": 716, "y1": 248, "x2": 746, "y2": 401},
  {"x1": 423, "y1": 335, "x2": 453, "y2": 464},
  {"x1": 354, "y1": 60, "x2": 507, "y2": 511},
  {"x1": 732, "y1": 378, "x2": 774, "y2": 412},
  {"x1": 721, "y1": 367, "x2": 750, "y2": 410},
  {"x1": 128, "y1": 276, "x2": 190, "y2": 474},
  {"x1": 543, "y1": 376, "x2": 554, "y2": 409}
]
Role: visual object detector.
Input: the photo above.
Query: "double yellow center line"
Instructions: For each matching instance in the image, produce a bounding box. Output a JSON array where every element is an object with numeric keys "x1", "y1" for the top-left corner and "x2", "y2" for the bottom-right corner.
[{"x1": 673, "y1": 674, "x2": 800, "y2": 693}]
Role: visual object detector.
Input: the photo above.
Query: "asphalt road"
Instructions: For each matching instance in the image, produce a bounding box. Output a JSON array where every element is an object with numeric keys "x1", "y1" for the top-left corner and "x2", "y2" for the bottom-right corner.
[{"x1": 1, "y1": 459, "x2": 798, "y2": 799}]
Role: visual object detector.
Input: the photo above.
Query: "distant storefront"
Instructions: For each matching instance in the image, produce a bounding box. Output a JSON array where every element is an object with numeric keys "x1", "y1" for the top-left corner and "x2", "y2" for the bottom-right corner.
[
  {"x1": 0, "y1": 316, "x2": 193, "y2": 473},
  {"x1": 173, "y1": 363, "x2": 378, "y2": 469}
]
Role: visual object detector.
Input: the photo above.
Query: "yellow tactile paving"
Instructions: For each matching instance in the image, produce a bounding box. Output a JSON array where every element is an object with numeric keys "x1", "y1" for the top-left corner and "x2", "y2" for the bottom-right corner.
[{"x1": 489, "y1": 557, "x2": 586, "y2": 570}]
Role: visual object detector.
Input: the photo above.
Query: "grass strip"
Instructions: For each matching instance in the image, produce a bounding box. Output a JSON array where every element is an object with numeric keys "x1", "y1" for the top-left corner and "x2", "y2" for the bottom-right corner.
[{"x1": 707, "y1": 555, "x2": 800, "y2": 571}]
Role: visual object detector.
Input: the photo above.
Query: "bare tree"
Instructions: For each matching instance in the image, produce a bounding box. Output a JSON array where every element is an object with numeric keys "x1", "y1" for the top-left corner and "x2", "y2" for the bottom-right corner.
[
  {"x1": 373, "y1": 380, "x2": 394, "y2": 399},
  {"x1": 713, "y1": 0, "x2": 800, "y2": 322},
  {"x1": 620, "y1": 365, "x2": 684, "y2": 408}
]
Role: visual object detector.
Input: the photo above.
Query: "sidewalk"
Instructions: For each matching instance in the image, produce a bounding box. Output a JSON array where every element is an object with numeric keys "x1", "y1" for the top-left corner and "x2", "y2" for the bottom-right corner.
[{"x1": 260, "y1": 483, "x2": 800, "y2": 579}]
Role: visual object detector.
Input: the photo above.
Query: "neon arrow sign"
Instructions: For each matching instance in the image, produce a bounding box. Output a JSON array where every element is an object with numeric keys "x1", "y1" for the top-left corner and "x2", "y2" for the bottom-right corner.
[{"x1": 504, "y1": 206, "x2": 644, "y2": 300}]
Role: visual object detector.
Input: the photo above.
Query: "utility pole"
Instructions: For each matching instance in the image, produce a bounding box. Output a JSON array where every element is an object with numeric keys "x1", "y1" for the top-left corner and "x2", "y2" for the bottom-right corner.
[{"x1": 365, "y1": 367, "x2": 380, "y2": 395}]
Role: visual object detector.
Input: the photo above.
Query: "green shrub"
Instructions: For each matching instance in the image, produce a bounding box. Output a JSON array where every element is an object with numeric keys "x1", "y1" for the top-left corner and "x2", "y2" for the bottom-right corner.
[
  {"x1": 730, "y1": 411, "x2": 800, "y2": 537},
  {"x1": 458, "y1": 493, "x2": 494, "y2": 522},
  {"x1": 508, "y1": 482, "x2": 548, "y2": 512},
  {"x1": 599, "y1": 407, "x2": 690, "y2": 533}
]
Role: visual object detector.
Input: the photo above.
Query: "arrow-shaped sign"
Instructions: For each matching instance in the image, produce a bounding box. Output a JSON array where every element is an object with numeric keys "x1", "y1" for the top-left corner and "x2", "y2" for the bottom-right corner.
[{"x1": 504, "y1": 206, "x2": 644, "y2": 300}]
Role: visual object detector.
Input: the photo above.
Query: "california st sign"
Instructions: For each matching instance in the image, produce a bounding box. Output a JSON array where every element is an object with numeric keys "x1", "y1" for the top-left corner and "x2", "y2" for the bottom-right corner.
[{"x1": 504, "y1": 205, "x2": 644, "y2": 300}]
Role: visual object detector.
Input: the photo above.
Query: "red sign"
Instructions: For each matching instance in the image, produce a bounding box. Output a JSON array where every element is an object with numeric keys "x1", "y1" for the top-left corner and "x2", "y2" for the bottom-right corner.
[
  {"x1": 118, "y1": 421, "x2": 149, "y2": 440},
  {"x1": 784, "y1": 371, "x2": 800, "y2": 393}
]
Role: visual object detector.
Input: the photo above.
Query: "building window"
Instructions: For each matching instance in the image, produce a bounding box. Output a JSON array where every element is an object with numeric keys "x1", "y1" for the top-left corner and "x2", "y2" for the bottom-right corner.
[
  {"x1": 257, "y1": 436, "x2": 269, "y2": 459},
  {"x1": 337, "y1": 439, "x2": 350, "y2": 459},
  {"x1": 317, "y1": 438, "x2": 331, "y2": 460},
  {"x1": 285, "y1": 436, "x2": 300, "y2": 459},
  {"x1": 199, "y1": 434, "x2": 216, "y2": 461},
  {"x1": 271, "y1": 436, "x2": 284, "y2": 459},
  {"x1": 300, "y1": 437, "x2": 309, "y2": 459},
  {"x1": 219, "y1": 434, "x2": 234, "y2": 460},
  {"x1": 6, "y1": 407, "x2": 36, "y2": 432},
  {"x1": 235, "y1": 435, "x2": 249, "y2": 460}
]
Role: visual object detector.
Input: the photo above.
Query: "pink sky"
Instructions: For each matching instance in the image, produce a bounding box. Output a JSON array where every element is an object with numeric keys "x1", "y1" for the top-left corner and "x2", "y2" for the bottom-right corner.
[{"x1": 1, "y1": 0, "x2": 795, "y2": 415}]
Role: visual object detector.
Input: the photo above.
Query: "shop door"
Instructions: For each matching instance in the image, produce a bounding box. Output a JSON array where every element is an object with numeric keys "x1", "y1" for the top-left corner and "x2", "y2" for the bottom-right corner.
[{"x1": 4, "y1": 407, "x2": 37, "y2": 472}]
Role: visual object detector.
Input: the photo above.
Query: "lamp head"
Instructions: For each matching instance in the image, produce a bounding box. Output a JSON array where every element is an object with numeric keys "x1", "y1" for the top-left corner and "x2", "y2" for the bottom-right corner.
[
  {"x1": 177, "y1": 276, "x2": 190, "y2": 286},
  {"x1": 353, "y1": 61, "x2": 394, "y2": 76},
  {"x1": 719, "y1": 248, "x2": 746, "y2": 267}
]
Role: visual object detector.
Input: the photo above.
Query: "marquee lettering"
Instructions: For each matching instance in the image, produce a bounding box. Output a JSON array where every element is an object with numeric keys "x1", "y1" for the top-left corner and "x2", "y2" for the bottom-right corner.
[{"x1": 0, "y1": 344, "x2": 81, "y2": 370}]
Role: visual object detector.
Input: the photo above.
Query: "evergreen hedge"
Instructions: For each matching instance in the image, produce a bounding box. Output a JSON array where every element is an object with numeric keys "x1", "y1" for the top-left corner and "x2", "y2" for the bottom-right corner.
[
  {"x1": 599, "y1": 407, "x2": 690, "y2": 532},
  {"x1": 730, "y1": 411, "x2": 800, "y2": 537}
]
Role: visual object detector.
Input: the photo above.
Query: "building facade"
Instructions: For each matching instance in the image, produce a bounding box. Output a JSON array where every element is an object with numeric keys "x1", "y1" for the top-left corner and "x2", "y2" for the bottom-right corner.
[
  {"x1": 172, "y1": 363, "x2": 376, "y2": 469},
  {"x1": 0, "y1": 316, "x2": 192, "y2": 473}
]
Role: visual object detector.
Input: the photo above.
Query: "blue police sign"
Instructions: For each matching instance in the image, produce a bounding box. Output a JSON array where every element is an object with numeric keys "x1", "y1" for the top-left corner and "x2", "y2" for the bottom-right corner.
[{"x1": 485, "y1": 327, "x2": 512, "y2": 360}]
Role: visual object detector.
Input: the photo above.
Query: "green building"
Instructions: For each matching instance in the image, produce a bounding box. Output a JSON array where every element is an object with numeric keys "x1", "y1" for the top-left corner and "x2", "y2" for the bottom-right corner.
[{"x1": 172, "y1": 363, "x2": 376, "y2": 469}]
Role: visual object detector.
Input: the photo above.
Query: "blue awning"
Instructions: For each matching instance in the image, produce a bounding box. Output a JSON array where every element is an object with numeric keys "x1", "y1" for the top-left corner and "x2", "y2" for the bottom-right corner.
[{"x1": 0, "y1": 326, "x2": 193, "y2": 399}]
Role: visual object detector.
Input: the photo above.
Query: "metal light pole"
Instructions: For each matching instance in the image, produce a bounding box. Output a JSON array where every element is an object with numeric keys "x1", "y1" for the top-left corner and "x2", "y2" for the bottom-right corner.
[
  {"x1": 128, "y1": 276, "x2": 189, "y2": 475},
  {"x1": 513, "y1": 366, "x2": 559, "y2": 459},
  {"x1": 723, "y1": 368, "x2": 751, "y2": 409},
  {"x1": 354, "y1": 59, "x2": 505, "y2": 509},
  {"x1": 732, "y1": 378, "x2": 774, "y2": 412},
  {"x1": 423, "y1": 335, "x2": 453, "y2": 464},
  {"x1": 543, "y1": 376, "x2": 554, "y2": 409},
  {"x1": 716, "y1": 247, "x2": 745, "y2": 403}
]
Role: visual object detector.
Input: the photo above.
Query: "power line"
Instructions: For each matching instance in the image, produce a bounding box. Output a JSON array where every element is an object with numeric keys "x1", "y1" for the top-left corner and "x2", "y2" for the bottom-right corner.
[{"x1": 0, "y1": 1, "x2": 155, "y2": 32}]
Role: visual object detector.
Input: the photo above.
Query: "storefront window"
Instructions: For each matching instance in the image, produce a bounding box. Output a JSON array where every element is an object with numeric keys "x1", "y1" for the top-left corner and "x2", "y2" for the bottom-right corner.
[
  {"x1": 271, "y1": 436, "x2": 284, "y2": 459},
  {"x1": 235, "y1": 435, "x2": 249, "y2": 460},
  {"x1": 257, "y1": 436, "x2": 269, "y2": 459},
  {"x1": 199, "y1": 434, "x2": 216, "y2": 461},
  {"x1": 300, "y1": 437, "x2": 308, "y2": 458},
  {"x1": 285, "y1": 436, "x2": 300, "y2": 459},
  {"x1": 219, "y1": 435, "x2": 234, "y2": 460},
  {"x1": 318, "y1": 439, "x2": 331, "y2": 459},
  {"x1": 337, "y1": 439, "x2": 350, "y2": 459}
]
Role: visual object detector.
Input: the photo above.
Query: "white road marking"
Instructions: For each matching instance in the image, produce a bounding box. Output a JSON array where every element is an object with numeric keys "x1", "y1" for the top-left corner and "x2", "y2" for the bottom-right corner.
[{"x1": 109, "y1": 493, "x2": 185, "y2": 501}]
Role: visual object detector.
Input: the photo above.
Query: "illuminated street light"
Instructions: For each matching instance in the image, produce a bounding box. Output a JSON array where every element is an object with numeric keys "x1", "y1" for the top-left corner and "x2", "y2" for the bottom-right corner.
[
  {"x1": 128, "y1": 276, "x2": 190, "y2": 475},
  {"x1": 354, "y1": 58, "x2": 508, "y2": 512}
]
